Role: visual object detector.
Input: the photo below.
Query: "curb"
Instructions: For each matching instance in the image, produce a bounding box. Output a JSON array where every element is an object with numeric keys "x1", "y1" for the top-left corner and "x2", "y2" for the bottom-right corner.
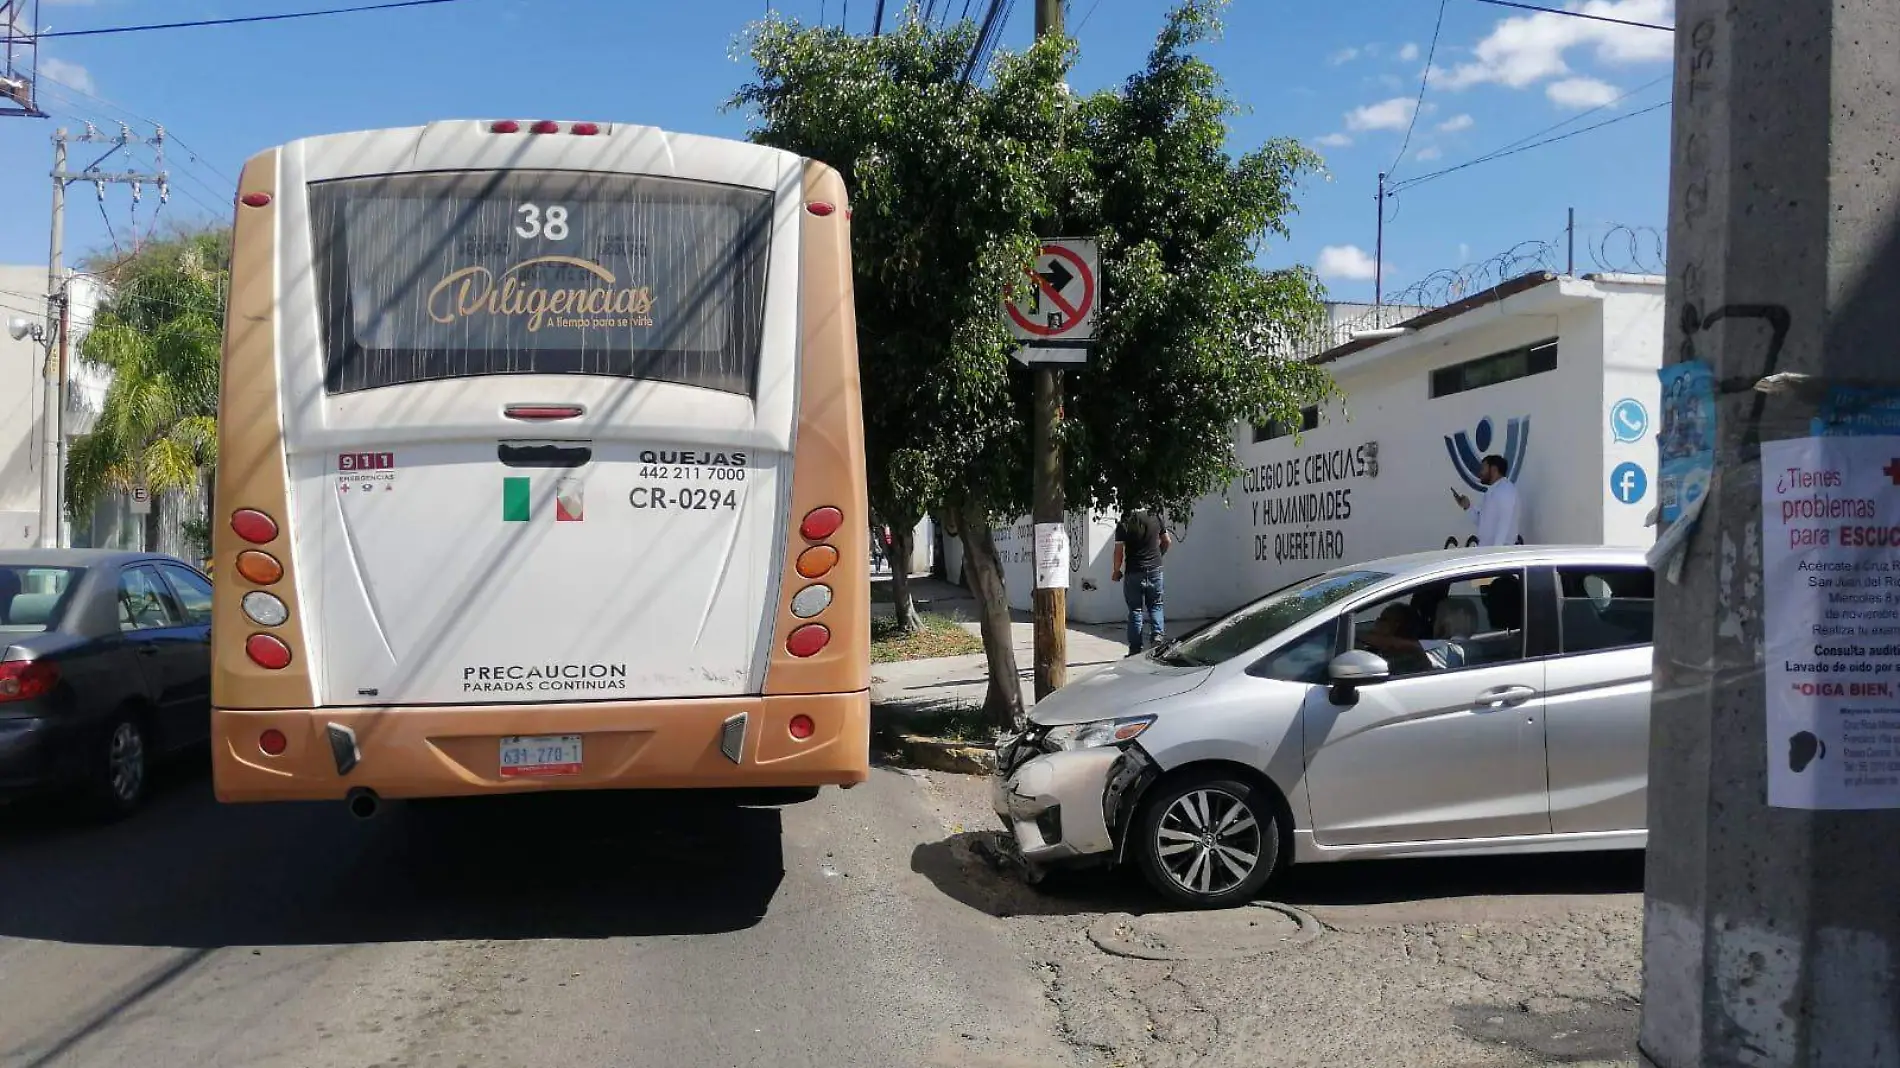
[{"x1": 887, "y1": 734, "x2": 996, "y2": 776}]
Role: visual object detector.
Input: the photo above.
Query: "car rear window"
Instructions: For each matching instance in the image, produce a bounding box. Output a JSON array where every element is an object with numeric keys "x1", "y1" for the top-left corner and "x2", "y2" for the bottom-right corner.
[{"x1": 0, "y1": 566, "x2": 83, "y2": 633}]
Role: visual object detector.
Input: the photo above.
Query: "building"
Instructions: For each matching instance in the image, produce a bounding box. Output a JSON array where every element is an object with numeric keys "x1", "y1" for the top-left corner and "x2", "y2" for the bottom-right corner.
[
  {"x1": 0, "y1": 264, "x2": 136, "y2": 549},
  {"x1": 948, "y1": 270, "x2": 1668, "y2": 624}
]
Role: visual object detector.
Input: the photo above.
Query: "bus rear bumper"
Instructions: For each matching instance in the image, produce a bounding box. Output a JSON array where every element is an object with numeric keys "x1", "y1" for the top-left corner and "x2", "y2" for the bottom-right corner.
[{"x1": 211, "y1": 690, "x2": 870, "y2": 803}]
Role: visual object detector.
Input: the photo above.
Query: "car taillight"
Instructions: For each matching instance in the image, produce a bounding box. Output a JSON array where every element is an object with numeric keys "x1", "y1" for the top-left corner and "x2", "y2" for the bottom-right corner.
[
  {"x1": 246, "y1": 634, "x2": 292, "y2": 670},
  {"x1": 0, "y1": 660, "x2": 58, "y2": 702},
  {"x1": 799, "y1": 506, "x2": 843, "y2": 541},
  {"x1": 786, "y1": 624, "x2": 830, "y2": 658},
  {"x1": 231, "y1": 509, "x2": 278, "y2": 544}
]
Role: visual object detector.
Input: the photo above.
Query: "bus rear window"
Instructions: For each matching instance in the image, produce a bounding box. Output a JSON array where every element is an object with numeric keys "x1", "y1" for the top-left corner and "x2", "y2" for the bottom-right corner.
[{"x1": 310, "y1": 170, "x2": 773, "y2": 396}]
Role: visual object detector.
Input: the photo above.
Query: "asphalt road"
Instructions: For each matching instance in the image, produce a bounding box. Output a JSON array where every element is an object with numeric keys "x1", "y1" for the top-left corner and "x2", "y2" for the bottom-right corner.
[{"x1": 0, "y1": 765, "x2": 1073, "y2": 1068}]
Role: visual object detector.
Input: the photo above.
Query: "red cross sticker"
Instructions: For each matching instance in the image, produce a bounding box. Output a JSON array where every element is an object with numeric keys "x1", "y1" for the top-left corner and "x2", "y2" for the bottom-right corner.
[{"x1": 1885, "y1": 459, "x2": 1900, "y2": 485}]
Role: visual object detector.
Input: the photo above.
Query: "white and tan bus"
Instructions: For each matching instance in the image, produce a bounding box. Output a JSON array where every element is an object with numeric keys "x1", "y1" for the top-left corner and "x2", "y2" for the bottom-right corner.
[{"x1": 208, "y1": 119, "x2": 869, "y2": 814}]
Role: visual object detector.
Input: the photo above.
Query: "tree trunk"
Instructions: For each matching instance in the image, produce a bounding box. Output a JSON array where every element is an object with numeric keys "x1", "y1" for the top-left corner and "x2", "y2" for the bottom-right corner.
[
  {"x1": 955, "y1": 500, "x2": 1024, "y2": 730},
  {"x1": 888, "y1": 520, "x2": 924, "y2": 634},
  {"x1": 143, "y1": 494, "x2": 161, "y2": 554}
]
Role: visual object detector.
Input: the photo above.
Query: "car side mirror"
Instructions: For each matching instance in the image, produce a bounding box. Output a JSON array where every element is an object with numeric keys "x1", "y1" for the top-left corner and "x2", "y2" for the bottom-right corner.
[{"x1": 1327, "y1": 650, "x2": 1389, "y2": 705}]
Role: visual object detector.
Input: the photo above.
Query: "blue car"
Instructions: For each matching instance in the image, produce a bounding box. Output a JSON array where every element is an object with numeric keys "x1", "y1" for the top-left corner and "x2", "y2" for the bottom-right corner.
[{"x1": 0, "y1": 549, "x2": 214, "y2": 817}]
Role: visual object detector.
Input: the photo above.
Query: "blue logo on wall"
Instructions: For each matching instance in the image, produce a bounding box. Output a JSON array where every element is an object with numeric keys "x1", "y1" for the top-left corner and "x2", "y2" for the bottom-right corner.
[
  {"x1": 1611, "y1": 462, "x2": 1648, "y2": 505},
  {"x1": 1610, "y1": 398, "x2": 1649, "y2": 444},
  {"x1": 1446, "y1": 416, "x2": 1532, "y2": 492}
]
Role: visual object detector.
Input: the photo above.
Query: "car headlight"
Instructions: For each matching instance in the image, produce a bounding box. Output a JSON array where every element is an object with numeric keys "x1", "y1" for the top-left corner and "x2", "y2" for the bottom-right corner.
[{"x1": 1041, "y1": 715, "x2": 1157, "y2": 751}]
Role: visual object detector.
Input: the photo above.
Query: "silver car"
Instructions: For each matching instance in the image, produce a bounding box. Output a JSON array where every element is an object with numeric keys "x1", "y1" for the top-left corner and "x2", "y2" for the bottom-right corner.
[{"x1": 991, "y1": 545, "x2": 1653, "y2": 909}]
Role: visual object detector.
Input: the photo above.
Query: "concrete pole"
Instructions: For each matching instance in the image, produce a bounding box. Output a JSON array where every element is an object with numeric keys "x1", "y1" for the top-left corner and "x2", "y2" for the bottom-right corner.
[
  {"x1": 1029, "y1": 0, "x2": 1066, "y2": 701},
  {"x1": 40, "y1": 129, "x2": 65, "y2": 549},
  {"x1": 1640, "y1": 2, "x2": 1900, "y2": 1066}
]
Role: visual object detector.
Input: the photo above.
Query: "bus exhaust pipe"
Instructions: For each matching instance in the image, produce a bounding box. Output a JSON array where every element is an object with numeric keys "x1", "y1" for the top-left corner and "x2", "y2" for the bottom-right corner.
[{"x1": 346, "y1": 788, "x2": 381, "y2": 820}]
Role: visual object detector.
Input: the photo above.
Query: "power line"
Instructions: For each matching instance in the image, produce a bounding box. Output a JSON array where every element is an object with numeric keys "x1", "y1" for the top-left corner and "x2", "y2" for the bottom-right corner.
[
  {"x1": 1392, "y1": 99, "x2": 1671, "y2": 191},
  {"x1": 1466, "y1": 0, "x2": 1673, "y2": 32},
  {"x1": 12, "y1": 0, "x2": 472, "y2": 41},
  {"x1": 31, "y1": 69, "x2": 235, "y2": 190},
  {"x1": 1387, "y1": 0, "x2": 1447, "y2": 179},
  {"x1": 1390, "y1": 73, "x2": 1667, "y2": 192}
]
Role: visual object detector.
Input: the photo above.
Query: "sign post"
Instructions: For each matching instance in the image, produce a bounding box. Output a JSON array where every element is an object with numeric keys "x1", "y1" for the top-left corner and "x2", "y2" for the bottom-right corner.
[{"x1": 1005, "y1": 236, "x2": 1099, "y2": 702}]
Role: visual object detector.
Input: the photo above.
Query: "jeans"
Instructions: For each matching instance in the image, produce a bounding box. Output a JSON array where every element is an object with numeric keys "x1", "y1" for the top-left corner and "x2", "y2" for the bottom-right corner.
[{"x1": 1124, "y1": 569, "x2": 1165, "y2": 655}]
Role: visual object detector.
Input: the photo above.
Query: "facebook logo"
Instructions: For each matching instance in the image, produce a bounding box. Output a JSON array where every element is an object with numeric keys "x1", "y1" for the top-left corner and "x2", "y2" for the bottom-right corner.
[{"x1": 1611, "y1": 462, "x2": 1648, "y2": 505}]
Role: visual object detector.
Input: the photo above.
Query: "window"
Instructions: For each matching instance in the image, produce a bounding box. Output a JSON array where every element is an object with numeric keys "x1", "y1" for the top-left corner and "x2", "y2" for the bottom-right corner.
[
  {"x1": 1557, "y1": 566, "x2": 1654, "y2": 653},
  {"x1": 1250, "y1": 624, "x2": 1339, "y2": 684},
  {"x1": 1429, "y1": 339, "x2": 1558, "y2": 399},
  {"x1": 1164, "y1": 569, "x2": 1387, "y2": 667},
  {"x1": 310, "y1": 170, "x2": 774, "y2": 396},
  {"x1": 1253, "y1": 405, "x2": 1320, "y2": 443},
  {"x1": 119, "y1": 567, "x2": 183, "y2": 631},
  {"x1": 1348, "y1": 570, "x2": 1527, "y2": 678},
  {"x1": 160, "y1": 565, "x2": 213, "y2": 625},
  {"x1": 0, "y1": 566, "x2": 83, "y2": 632}
]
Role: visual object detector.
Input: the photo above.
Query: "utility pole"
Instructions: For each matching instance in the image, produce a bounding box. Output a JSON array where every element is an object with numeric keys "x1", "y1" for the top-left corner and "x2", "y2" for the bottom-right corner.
[
  {"x1": 1640, "y1": 2, "x2": 1900, "y2": 1066},
  {"x1": 41, "y1": 122, "x2": 168, "y2": 548},
  {"x1": 1373, "y1": 172, "x2": 1385, "y2": 311},
  {"x1": 1029, "y1": 0, "x2": 1066, "y2": 702}
]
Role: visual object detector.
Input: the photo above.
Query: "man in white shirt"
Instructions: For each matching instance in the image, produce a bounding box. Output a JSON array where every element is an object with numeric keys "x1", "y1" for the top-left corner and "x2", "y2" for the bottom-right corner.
[{"x1": 1453, "y1": 454, "x2": 1523, "y2": 547}]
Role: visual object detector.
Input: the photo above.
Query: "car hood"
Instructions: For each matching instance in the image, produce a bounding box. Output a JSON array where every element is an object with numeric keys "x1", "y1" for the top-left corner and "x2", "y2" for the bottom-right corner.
[{"x1": 1028, "y1": 654, "x2": 1213, "y2": 726}]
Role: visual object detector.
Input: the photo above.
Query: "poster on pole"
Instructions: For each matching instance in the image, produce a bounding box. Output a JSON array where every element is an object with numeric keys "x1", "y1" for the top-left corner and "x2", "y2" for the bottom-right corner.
[
  {"x1": 1033, "y1": 522, "x2": 1070, "y2": 590},
  {"x1": 1761, "y1": 434, "x2": 1900, "y2": 810}
]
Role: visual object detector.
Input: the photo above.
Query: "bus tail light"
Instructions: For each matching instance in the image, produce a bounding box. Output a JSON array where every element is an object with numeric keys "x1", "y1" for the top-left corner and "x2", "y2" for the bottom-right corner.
[
  {"x1": 0, "y1": 659, "x2": 59, "y2": 703},
  {"x1": 790, "y1": 584, "x2": 832, "y2": 619},
  {"x1": 239, "y1": 192, "x2": 272, "y2": 208},
  {"x1": 242, "y1": 591, "x2": 289, "y2": 627},
  {"x1": 259, "y1": 729, "x2": 288, "y2": 756},
  {"x1": 231, "y1": 508, "x2": 278, "y2": 544},
  {"x1": 570, "y1": 122, "x2": 601, "y2": 136},
  {"x1": 799, "y1": 506, "x2": 843, "y2": 541},
  {"x1": 530, "y1": 120, "x2": 561, "y2": 134},
  {"x1": 805, "y1": 201, "x2": 836, "y2": 217},
  {"x1": 789, "y1": 714, "x2": 815, "y2": 740},
  {"x1": 490, "y1": 120, "x2": 521, "y2": 133},
  {"x1": 235, "y1": 551, "x2": 283, "y2": 585},
  {"x1": 504, "y1": 403, "x2": 585, "y2": 421},
  {"x1": 795, "y1": 545, "x2": 838, "y2": 578},
  {"x1": 786, "y1": 624, "x2": 830, "y2": 658},
  {"x1": 246, "y1": 634, "x2": 293, "y2": 670}
]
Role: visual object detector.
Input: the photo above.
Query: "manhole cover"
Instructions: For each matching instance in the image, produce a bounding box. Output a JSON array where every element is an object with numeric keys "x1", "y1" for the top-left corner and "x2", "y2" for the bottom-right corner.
[{"x1": 1087, "y1": 902, "x2": 1323, "y2": 961}]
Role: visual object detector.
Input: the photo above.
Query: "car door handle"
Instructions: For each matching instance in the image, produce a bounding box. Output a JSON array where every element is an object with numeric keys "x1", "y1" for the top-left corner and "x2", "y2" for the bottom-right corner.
[
  {"x1": 1475, "y1": 684, "x2": 1536, "y2": 707},
  {"x1": 136, "y1": 644, "x2": 160, "y2": 656}
]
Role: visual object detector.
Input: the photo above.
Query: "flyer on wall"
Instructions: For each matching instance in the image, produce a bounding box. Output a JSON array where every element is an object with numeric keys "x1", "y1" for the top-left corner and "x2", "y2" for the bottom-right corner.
[{"x1": 1761, "y1": 435, "x2": 1900, "y2": 810}]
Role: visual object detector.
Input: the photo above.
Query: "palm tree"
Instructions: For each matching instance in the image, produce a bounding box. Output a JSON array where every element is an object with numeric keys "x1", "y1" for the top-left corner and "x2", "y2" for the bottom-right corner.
[{"x1": 66, "y1": 229, "x2": 228, "y2": 554}]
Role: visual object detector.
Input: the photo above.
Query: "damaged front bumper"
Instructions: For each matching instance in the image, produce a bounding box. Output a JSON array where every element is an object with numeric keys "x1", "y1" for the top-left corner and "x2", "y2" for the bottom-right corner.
[{"x1": 990, "y1": 739, "x2": 1154, "y2": 872}]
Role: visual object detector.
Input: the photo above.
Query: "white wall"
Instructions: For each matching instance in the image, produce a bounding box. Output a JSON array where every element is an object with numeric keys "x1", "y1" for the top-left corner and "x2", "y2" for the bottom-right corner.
[
  {"x1": 0, "y1": 266, "x2": 113, "y2": 549},
  {"x1": 970, "y1": 278, "x2": 1666, "y2": 625}
]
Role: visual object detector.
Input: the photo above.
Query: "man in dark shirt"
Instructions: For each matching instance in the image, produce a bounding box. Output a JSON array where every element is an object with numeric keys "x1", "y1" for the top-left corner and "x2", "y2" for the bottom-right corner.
[{"x1": 1112, "y1": 509, "x2": 1172, "y2": 655}]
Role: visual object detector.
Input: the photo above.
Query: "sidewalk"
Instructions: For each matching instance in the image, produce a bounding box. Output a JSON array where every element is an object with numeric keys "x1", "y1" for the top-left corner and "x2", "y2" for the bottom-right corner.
[{"x1": 870, "y1": 574, "x2": 1206, "y2": 717}]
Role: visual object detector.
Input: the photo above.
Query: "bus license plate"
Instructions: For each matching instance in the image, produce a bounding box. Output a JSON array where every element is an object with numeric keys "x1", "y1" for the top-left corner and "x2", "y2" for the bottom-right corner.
[{"x1": 499, "y1": 735, "x2": 583, "y2": 778}]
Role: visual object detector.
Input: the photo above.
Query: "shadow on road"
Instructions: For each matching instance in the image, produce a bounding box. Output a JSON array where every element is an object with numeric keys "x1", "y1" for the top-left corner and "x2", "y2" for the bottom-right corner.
[
  {"x1": 912, "y1": 828, "x2": 1643, "y2": 919},
  {"x1": 0, "y1": 767, "x2": 786, "y2": 948}
]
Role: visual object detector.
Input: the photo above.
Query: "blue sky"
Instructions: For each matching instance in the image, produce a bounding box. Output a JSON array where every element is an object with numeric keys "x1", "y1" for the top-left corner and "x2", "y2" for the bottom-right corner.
[{"x1": 0, "y1": 0, "x2": 1674, "y2": 311}]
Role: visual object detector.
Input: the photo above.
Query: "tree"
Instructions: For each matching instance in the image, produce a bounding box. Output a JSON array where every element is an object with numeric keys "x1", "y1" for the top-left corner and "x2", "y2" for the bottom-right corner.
[
  {"x1": 66, "y1": 228, "x2": 228, "y2": 555},
  {"x1": 1057, "y1": 1, "x2": 1334, "y2": 522},
  {"x1": 731, "y1": 12, "x2": 1070, "y2": 723},
  {"x1": 731, "y1": 0, "x2": 1333, "y2": 728}
]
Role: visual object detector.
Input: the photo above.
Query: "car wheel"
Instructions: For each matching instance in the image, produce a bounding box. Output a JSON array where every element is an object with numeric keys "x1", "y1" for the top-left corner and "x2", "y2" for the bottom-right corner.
[
  {"x1": 91, "y1": 716, "x2": 149, "y2": 817},
  {"x1": 1133, "y1": 770, "x2": 1280, "y2": 909}
]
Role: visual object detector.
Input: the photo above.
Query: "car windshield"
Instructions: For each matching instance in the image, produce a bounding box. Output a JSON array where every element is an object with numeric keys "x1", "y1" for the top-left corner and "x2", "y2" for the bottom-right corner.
[
  {"x1": 1158, "y1": 569, "x2": 1390, "y2": 667},
  {"x1": 0, "y1": 566, "x2": 83, "y2": 634}
]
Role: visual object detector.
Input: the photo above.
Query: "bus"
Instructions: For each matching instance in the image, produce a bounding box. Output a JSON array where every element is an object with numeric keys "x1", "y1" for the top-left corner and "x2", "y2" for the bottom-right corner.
[{"x1": 208, "y1": 119, "x2": 870, "y2": 814}]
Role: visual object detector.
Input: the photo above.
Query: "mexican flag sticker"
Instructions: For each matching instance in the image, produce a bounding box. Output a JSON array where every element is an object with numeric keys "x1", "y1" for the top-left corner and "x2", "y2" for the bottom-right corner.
[
  {"x1": 555, "y1": 477, "x2": 583, "y2": 522},
  {"x1": 502, "y1": 476, "x2": 583, "y2": 522},
  {"x1": 503, "y1": 477, "x2": 530, "y2": 522}
]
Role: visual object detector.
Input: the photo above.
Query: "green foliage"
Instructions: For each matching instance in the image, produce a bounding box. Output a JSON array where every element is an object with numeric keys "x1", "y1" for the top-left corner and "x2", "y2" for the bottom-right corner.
[
  {"x1": 66, "y1": 228, "x2": 229, "y2": 522},
  {"x1": 729, "y1": 10, "x2": 1071, "y2": 526},
  {"x1": 1057, "y1": 0, "x2": 1335, "y2": 521}
]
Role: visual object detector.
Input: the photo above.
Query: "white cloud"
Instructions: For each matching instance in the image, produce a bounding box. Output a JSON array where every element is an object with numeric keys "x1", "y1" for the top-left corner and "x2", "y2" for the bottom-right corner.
[
  {"x1": 1317, "y1": 245, "x2": 1383, "y2": 282},
  {"x1": 1547, "y1": 76, "x2": 1622, "y2": 108},
  {"x1": 1437, "y1": 113, "x2": 1475, "y2": 133},
  {"x1": 1329, "y1": 47, "x2": 1361, "y2": 65},
  {"x1": 1415, "y1": 146, "x2": 1444, "y2": 162},
  {"x1": 1315, "y1": 132, "x2": 1354, "y2": 148},
  {"x1": 1398, "y1": 42, "x2": 1421, "y2": 62},
  {"x1": 1344, "y1": 97, "x2": 1418, "y2": 133},
  {"x1": 1438, "y1": 0, "x2": 1673, "y2": 91},
  {"x1": 38, "y1": 57, "x2": 94, "y2": 94}
]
